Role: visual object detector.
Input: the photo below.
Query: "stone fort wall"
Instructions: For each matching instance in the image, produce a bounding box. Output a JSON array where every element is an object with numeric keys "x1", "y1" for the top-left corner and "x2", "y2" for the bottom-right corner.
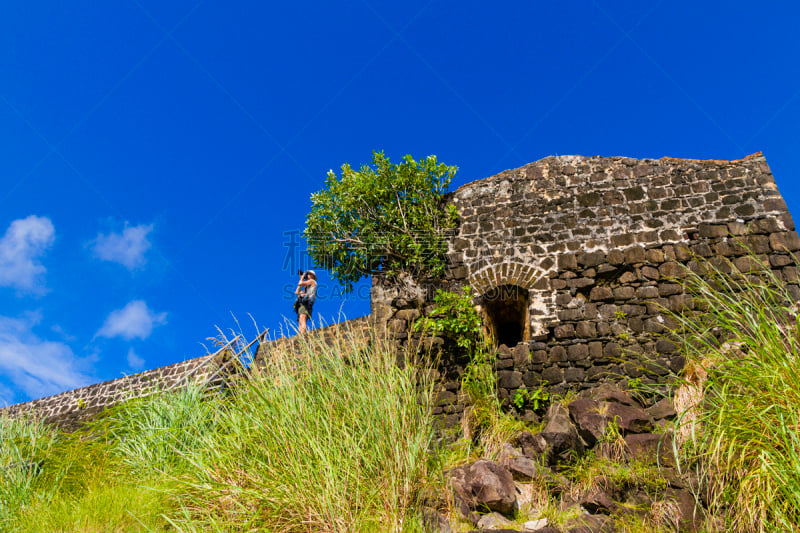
[
  {"x1": 372, "y1": 152, "x2": 798, "y2": 425},
  {"x1": 0, "y1": 317, "x2": 372, "y2": 430},
  {"x1": 0, "y1": 351, "x2": 228, "y2": 431}
]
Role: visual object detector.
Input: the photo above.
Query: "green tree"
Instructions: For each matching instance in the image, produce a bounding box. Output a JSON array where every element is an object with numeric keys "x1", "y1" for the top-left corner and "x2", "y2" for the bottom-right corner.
[{"x1": 303, "y1": 151, "x2": 458, "y2": 292}]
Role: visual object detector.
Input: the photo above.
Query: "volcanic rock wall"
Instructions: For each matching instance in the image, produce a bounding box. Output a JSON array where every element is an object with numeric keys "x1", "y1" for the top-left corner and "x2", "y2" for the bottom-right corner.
[
  {"x1": 0, "y1": 317, "x2": 372, "y2": 430},
  {"x1": 0, "y1": 353, "x2": 227, "y2": 431},
  {"x1": 372, "y1": 153, "x2": 798, "y2": 425}
]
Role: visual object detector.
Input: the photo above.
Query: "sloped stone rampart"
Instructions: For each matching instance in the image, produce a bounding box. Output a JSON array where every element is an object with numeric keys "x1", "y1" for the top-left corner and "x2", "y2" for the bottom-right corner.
[
  {"x1": 1, "y1": 317, "x2": 373, "y2": 431},
  {"x1": 372, "y1": 152, "x2": 798, "y2": 425},
  {"x1": 0, "y1": 353, "x2": 222, "y2": 430}
]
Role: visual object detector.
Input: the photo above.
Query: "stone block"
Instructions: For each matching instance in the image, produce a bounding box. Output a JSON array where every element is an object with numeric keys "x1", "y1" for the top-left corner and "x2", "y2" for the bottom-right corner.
[
  {"x1": 613, "y1": 286, "x2": 635, "y2": 300},
  {"x1": 578, "y1": 251, "x2": 605, "y2": 267},
  {"x1": 607, "y1": 249, "x2": 624, "y2": 265},
  {"x1": 698, "y1": 223, "x2": 728, "y2": 238},
  {"x1": 645, "y1": 248, "x2": 665, "y2": 263},
  {"x1": 656, "y1": 339, "x2": 678, "y2": 354},
  {"x1": 564, "y1": 367, "x2": 586, "y2": 383},
  {"x1": 624, "y1": 245, "x2": 646, "y2": 263},
  {"x1": 497, "y1": 371, "x2": 523, "y2": 389},
  {"x1": 554, "y1": 324, "x2": 575, "y2": 339},
  {"x1": 567, "y1": 343, "x2": 589, "y2": 361},
  {"x1": 770, "y1": 254, "x2": 793, "y2": 267},
  {"x1": 549, "y1": 346, "x2": 567, "y2": 362},
  {"x1": 636, "y1": 286, "x2": 659, "y2": 298},
  {"x1": 513, "y1": 343, "x2": 529, "y2": 367},
  {"x1": 567, "y1": 277, "x2": 594, "y2": 289},
  {"x1": 558, "y1": 253, "x2": 578, "y2": 270},
  {"x1": 658, "y1": 261, "x2": 685, "y2": 279},
  {"x1": 557, "y1": 308, "x2": 583, "y2": 321},
  {"x1": 604, "y1": 342, "x2": 621, "y2": 358},
  {"x1": 531, "y1": 350, "x2": 547, "y2": 363},
  {"x1": 641, "y1": 265, "x2": 659, "y2": 279},
  {"x1": 658, "y1": 283, "x2": 683, "y2": 296},
  {"x1": 589, "y1": 286, "x2": 613, "y2": 301},
  {"x1": 770, "y1": 231, "x2": 800, "y2": 252},
  {"x1": 541, "y1": 366, "x2": 564, "y2": 384},
  {"x1": 734, "y1": 255, "x2": 764, "y2": 273},
  {"x1": 575, "y1": 321, "x2": 597, "y2": 338}
]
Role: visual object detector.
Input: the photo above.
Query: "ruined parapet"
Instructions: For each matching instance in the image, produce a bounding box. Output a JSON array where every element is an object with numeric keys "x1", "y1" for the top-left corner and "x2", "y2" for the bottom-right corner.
[{"x1": 0, "y1": 348, "x2": 233, "y2": 431}]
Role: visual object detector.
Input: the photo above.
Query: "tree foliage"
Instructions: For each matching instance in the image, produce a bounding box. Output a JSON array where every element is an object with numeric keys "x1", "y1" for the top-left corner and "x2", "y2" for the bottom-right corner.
[{"x1": 303, "y1": 151, "x2": 458, "y2": 291}]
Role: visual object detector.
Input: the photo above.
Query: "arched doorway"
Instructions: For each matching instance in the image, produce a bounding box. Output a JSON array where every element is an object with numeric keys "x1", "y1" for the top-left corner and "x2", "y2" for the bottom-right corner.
[{"x1": 481, "y1": 284, "x2": 529, "y2": 347}]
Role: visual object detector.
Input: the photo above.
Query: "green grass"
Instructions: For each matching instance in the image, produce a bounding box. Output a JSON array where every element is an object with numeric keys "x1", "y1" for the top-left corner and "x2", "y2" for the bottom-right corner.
[
  {"x1": 1, "y1": 324, "x2": 437, "y2": 532},
  {"x1": 0, "y1": 415, "x2": 58, "y2": 528},
  {"x1": 670, "y1": 254, "x2": 800, "y2": 532},
  {"x1": 171, "y1": 327, "x2": 437, "y2": 532}
]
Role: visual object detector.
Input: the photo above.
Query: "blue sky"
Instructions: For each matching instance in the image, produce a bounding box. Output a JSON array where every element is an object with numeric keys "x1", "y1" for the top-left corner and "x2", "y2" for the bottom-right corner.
[{"x1": 1, "y1": 1, "x2": 798, "y2": 404}]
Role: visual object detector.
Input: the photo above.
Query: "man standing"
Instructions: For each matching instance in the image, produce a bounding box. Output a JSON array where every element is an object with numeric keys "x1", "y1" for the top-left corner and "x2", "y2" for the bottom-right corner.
[{"x1": 294, "y1": 270, "x2": 317, "y2": 333}]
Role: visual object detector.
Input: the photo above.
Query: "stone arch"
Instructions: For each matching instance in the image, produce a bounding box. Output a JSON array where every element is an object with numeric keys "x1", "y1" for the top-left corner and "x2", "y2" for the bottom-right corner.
[{"x1": 467, "y1": 259, "x2": 558, "y2": 339}]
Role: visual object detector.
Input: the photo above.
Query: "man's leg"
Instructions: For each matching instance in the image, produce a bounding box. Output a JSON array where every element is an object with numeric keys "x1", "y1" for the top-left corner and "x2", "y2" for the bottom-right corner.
[{"x1": 298, "y1": 313, "x2": 307, "y2": 333}]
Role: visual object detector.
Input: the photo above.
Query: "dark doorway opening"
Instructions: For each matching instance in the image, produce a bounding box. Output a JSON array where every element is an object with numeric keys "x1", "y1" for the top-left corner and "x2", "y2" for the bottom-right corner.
[{"x1": 481, "y1": 284, "x2": 529, "y2": 347}]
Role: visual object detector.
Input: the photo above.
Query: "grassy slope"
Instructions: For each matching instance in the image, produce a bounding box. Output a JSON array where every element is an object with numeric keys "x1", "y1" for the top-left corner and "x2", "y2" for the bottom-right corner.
[
  {"x1": 3, "y1": 256, "x2": 800, "y2": 532},
  {"x1": 1, "y1": 329, "x2": 436, "y2": 533}
]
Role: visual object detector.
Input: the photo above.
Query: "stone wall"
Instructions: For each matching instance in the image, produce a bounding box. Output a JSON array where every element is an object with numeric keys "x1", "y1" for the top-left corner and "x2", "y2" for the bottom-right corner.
[
  {"x1": 372, "y1": 152, "x2": 799, "y2": 424},
  {"x1": 0, "y1": 351, "x2": 231, "y2": 431},
  {"x1": 0, "y1": 317, "x2": 373, "y2": 431}
]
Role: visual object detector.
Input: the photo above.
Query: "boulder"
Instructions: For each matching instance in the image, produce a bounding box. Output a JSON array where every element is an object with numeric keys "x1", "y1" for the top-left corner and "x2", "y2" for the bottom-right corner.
[
  {"x1": 501, "y1": 455, "x2": 547, "y2": 481},
  {"x1": 518, "y1": 431, "x2": 548, "y2": 460},
  {"x1": 469, "y1": 460, "x2": 518, "y2": 515},
  {"x1": 540, "y1": 404, "x2": 585, "y2": 464},
  {"x1": 477, "y1": 512, "x2": 512, "y2": 529},
  {"x1": 568, "y1": 399, "x2": 654, "y2": 446},
  {"x1": 624, "y1": 432, "x2": 675, "y2": 467},
  {"x1": 468, "y1": 530, "x2": 523, "y2": 533},
  {"x1": 498, "y1": 444, "x2": 550, "y2": 481},
  {"x1": 579, "y1": 383, "x2": 639, "y2": 407},
  {"x1": 647, "y1": 397, "x2": 677, "y2": 421},
  {"x1": 522, "y1": 518, "x2": 551, "y2": 531},
  {"x1": 421, "y1": 508, "x2": 452, "y2": 533},
  {"x1": 564, "y1": 513, "x2": 615, "y2": 533},
  {"x1": 580, "y1": 490, "x2": 619, "y2": 515},
  {"x1": 448, "y1": 460, "x2": 518, "y2": 515},
  {"x1": 665, "y1": 487, "x2": 701, "y2": 532}
]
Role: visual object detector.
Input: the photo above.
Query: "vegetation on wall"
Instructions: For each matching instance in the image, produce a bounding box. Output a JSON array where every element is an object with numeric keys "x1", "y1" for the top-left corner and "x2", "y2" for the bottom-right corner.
[{"x1": 303, "y1": 151, "x2": 458, "y2": 292}]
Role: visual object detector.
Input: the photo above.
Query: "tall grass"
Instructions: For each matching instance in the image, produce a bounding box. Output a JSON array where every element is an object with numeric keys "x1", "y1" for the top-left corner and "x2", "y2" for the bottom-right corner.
[
  {"x1": 172, "y1": 326, "x2": 437, "y2": 532},
  {"x1": 1, "y1": 322, "x2": 436, "y2": 532},
  {"x1": 0, "y1": 416, "x2": 57, "y2": 528},
  {"x1": 671, "y1": 255, "x2": 800, "y2": 532},
  {"x1": 102, "y1": 383, "x2": 223, "y2": 475}
]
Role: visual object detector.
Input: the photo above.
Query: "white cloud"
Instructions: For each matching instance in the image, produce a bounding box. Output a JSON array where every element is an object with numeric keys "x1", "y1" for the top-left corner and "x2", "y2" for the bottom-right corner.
[
  {"x1": 97, "y1": 300, "x2": 167, "y2": 340},
  {"x1": 0, "y1": 215, "x2": 55, "y2": 294},
  {"x1": 0, "y1": 312, "x2": 92, "y2": 401},
  {"x1": 91, "y1": 223, "x2": 153, "y2": 270},
  {"x1": 126, "y1": 347, "x2": 145, "y2": 371}
]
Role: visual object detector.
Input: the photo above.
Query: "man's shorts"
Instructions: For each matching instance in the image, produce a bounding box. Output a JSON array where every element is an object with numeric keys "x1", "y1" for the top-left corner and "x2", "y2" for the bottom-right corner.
[{"x1": 297, "y1": 303, "x2": 312, "y2": 318}]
